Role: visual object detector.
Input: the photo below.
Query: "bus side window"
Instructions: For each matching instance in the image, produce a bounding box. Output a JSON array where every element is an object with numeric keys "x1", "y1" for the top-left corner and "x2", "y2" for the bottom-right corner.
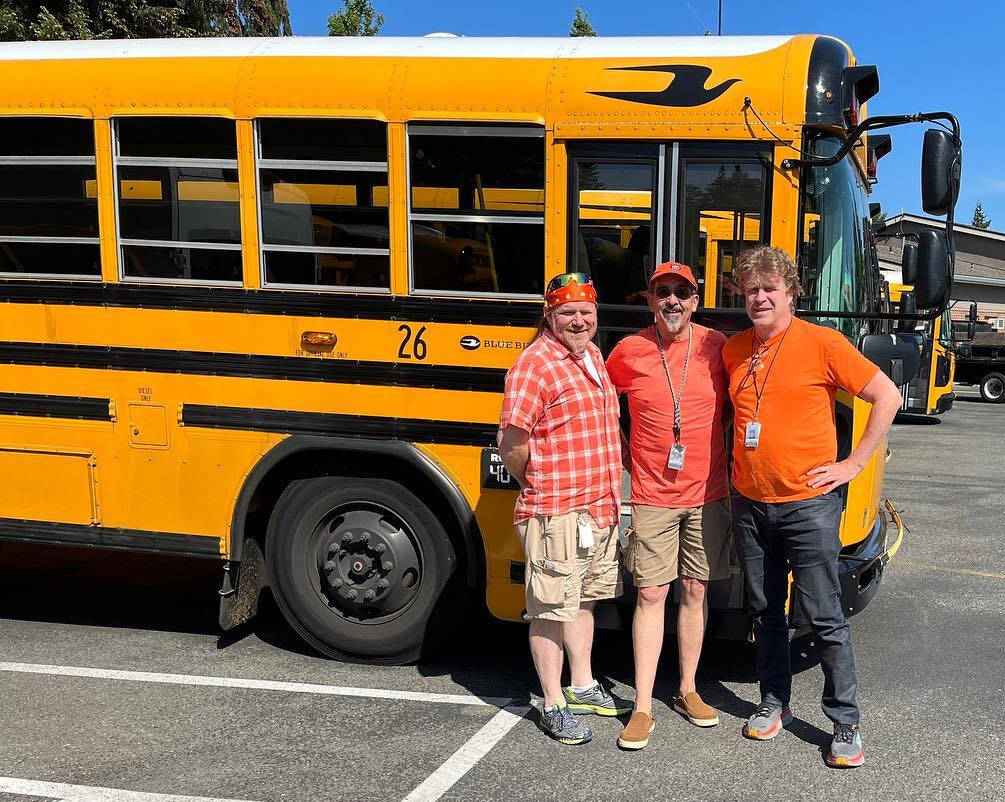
[
  {"x1": 0, "y1": 117, "x2": 101, "y2": 279},
  {"x1": 257, "y1": 118, "x2": 390, "y2": 291},
  {"x1": 407, "y1": 124, "x2": 544, "y2": 297},
  {"x1": 115, "y1": 117, "x2": 242, "y2": 285}
]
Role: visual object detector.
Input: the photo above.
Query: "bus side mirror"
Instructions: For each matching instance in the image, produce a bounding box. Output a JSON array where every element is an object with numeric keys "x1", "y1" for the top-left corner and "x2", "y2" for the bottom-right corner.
[
  {"x1": 896, "y1": 291, "x2": 917, "y2": 332},
  {"x1": 967, "y1": 301, "x2": 978, "y2": 341},
  {"x1": 914, "y1": 229, "x2": 951, "y2": 309},
  {"x1": 860, "y1": 333, "x2": 922, "y2": 387},
  {"x1": 921, "y1": 129, "x2": 961, "y2": 216},
  {"x1": 901, "y1": 239, "x2": 918, "y2": 285}
]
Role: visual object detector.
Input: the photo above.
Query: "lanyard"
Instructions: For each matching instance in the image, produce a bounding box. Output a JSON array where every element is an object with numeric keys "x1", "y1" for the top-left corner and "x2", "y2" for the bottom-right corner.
[
  {"x1": 655, "y1": 323, "x2": 691, "y2": 442},
  {"x1": 747, "y1": 322, "x2": 791, "y2": 420}
]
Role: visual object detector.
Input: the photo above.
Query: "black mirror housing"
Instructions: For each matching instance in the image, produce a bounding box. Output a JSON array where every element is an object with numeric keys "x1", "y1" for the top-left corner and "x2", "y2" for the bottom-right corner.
[
  {"x1": 896, "y1": 291, "x2": 917, "y2": 332},
  {"x1": 860, "y1": 332, "x2": 922, "y2": 387},
  {"x1": 914, "y1": 229, "x2": 952, "y2": 309},
  {"x1": 967, "y1": 301, "x2": 978, "y2": 341},
  {"x1": 921, "y1": 129, "x2": 961, "y2": 216},
  {"x1": 901, "y1": 239, "x2": 918, "y2": 286}
]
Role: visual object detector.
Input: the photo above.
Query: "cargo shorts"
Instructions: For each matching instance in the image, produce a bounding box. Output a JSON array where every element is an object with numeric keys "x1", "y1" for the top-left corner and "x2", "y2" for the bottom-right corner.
[
  {"x1": 515, "y1": 510, "x2": 623, "y2": 622},
  {"x1": 626, "y1": 498, "x2": 733, "y2": 588}
]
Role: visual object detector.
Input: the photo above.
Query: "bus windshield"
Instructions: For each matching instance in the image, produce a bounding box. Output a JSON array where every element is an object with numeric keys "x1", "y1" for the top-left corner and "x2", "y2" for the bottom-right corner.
[{"x1": 799, "y1": 135, "x2": 872, "y2": 338}]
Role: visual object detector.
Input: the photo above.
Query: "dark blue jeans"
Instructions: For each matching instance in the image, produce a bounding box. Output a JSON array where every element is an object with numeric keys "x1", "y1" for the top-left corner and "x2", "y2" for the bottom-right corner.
[{"x1": 732, "y1": 491, "x2": 860, "y2": 726}]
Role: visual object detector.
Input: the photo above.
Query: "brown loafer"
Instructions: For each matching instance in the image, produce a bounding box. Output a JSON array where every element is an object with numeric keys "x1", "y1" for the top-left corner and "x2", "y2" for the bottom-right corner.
[
  {"x1": 617, "y1": 710, "x2": 655, "y2": 750},
  {"x1": 672, "y1": 691, "x2": 720, "y2": 727}
]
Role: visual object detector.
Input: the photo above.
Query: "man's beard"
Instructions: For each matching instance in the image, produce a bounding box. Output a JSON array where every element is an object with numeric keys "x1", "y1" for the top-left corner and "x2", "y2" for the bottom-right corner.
[{"x1": 657, "y1": 305, "x2": 687, "y2": 336}]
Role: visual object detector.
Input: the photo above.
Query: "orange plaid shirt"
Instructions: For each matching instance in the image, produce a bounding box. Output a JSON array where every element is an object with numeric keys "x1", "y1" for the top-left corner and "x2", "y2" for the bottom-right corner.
[{"x1": 499, "y1": 330, "x2": 622, "y2": 526}]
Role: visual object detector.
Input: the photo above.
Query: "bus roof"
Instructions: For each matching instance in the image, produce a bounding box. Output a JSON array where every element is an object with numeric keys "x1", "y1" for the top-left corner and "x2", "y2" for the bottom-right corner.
[
  {"x1": 0, "y1": 35, "x2": 794, "y2": 62},
  {"x1": 0, "y1": 34, "x2": 861, "y2": 140}
]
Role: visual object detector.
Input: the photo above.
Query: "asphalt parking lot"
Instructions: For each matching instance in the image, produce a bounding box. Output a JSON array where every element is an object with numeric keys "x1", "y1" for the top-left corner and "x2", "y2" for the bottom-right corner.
[{"x1": 2, "y1": 386, "x2": 1003, "y2": 802}]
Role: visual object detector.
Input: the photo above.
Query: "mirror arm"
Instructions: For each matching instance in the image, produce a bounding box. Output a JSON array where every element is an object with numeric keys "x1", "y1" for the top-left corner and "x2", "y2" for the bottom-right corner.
[{"x1": 780, "y1": 111, "x2": 961, "y2": 171}]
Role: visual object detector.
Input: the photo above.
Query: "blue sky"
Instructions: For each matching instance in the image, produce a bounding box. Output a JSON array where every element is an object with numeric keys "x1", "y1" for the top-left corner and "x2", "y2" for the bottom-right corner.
[{"x1": 288, "y1": 0, "x2": 1002, "y2": 227}]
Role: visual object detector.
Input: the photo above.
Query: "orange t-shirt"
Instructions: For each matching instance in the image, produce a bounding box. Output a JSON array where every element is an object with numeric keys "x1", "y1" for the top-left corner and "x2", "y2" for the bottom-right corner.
[
  {"x1": 606, "y1": 323, "x2": 729, "y2": 508},
  {"x1": 723, "y1": 317, "x2": 880, "y2": 503}
]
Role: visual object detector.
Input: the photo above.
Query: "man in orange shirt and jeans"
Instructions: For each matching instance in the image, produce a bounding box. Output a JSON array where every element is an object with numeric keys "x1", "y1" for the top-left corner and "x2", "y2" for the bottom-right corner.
[
  {"x1": 606, "y1": 262, "x2": 732, "y2": 750},
  {"x1": 723, "y1": 246, "x2": 901, "y2": 768}
]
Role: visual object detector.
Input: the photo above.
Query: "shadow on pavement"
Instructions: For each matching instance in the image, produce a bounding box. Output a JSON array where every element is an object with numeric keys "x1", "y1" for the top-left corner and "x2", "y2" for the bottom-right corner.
[{"x1": 894, "y1": 412, "x2": 941, "y2": 425}]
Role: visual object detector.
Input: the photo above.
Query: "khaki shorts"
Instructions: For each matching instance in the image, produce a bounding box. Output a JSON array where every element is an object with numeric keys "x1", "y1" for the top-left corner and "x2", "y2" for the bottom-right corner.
[
  {"x1": 627, "y1": 499, "x2": 732, "y2": 587},
  {"x1": 515, "y1": 511, "x2": 622, "y2": 622}
]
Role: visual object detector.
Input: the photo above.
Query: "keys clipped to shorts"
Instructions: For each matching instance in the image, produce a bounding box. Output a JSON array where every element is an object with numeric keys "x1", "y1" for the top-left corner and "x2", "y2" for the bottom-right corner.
[{"x1": 577, "y1": 513, "x2": 595, "y2": 549}]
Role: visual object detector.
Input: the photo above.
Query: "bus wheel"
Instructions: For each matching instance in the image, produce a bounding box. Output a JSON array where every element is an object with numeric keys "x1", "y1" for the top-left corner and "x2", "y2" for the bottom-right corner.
[
  {"x1": 980, "y1": 372, "x2": 1005, "y2": 403},
  {"x1": 265, "y1": 476, "x2": 465, "y2": 663}
]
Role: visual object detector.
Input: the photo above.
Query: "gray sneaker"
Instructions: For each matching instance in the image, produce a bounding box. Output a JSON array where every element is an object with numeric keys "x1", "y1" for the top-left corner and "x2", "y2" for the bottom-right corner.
[
  {"x1": 826, "y1": 723, "x2": 865, "y2": 768},
  {"x1": 563, "y1": 683, "x2": 632, "y2": 717},
  {"x1": 538, "y1": 703, "x2": 593, "y2": 745},
  {"x1": 742, "y1": 702, "x2": 793, "y2": 740}
]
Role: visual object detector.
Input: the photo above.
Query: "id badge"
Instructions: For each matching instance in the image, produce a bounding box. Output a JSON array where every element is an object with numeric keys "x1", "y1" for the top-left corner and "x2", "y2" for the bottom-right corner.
[
  {"x1": 744, "y1": 421, "x2": 762, "y2": 449},
  {"x1": 667, "y1": 443, "x2": 687, "y2": 470},
  {"x1": 577, "y1": 514, "x2": 595, "y2": 549}
]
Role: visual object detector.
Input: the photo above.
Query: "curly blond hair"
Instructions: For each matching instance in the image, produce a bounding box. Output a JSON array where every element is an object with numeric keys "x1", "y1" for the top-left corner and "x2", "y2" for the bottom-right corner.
[{"x1": 731, "y1": 246, "x2": 803, "y2": 297}]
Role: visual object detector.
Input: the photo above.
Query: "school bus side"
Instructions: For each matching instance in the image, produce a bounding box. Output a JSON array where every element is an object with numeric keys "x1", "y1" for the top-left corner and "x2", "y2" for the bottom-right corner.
[{"x1": 0, "y1": 34, "x2": 892, "y2": 661}]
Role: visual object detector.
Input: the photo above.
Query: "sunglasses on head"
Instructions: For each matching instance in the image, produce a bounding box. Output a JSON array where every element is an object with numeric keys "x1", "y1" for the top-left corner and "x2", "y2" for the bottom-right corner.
[
  {"x1": 652, "y1": 283, "x2": 697, "y2": 300},
  {"x1": 546, "y1": 271, "x2": 593, "y2": 294}
]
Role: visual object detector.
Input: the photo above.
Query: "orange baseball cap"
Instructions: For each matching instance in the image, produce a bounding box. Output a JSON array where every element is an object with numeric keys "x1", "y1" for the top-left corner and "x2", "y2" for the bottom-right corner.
[{"x1": 649, "y1": 261, "x2": 698, "y2": 290}]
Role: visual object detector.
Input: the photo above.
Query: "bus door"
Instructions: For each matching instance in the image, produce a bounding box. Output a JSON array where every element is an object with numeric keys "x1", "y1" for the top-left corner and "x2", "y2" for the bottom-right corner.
[{"x1": 567, "y1": 140, "x2": 772, "y2": 354}]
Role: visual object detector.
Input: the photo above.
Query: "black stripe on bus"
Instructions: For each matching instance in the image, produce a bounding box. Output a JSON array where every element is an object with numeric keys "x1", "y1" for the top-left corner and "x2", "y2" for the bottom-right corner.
[
  {"x1": 0, "y1": 280, "x2": 542, "y2": 327},
  {"x1": 0, "y1": 342, "x2": 507, "y2": 393},
  {"x1": 0, "y1": 518, "x2": 221, "y2": 558},
  {"x1": 0, "y1": 391, "x2": 112, "y2": 421},
  {"x1": 182, "y1": 404, "x2": 497, "y2": 447}
]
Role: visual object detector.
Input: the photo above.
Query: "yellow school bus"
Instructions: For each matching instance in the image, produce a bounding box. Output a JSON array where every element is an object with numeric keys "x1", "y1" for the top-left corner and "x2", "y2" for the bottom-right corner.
[
  {"x1": 889, "y1": 283, "x2": 956, "y2": 415},
  {"x1": 0, "y1": 35, "x2": 959, "y2": 661}
]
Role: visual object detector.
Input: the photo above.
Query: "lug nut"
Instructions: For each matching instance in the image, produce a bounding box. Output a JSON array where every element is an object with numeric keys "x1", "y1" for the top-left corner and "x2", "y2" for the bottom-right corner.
[
  {"x1": 324, "y1": 560, "x2": 337, "y2": 572},
  {"x1": 346, "y1": 589, "x2": 358, "y2": 600},
  {"x1": 376, "y1": 579, "x2": 389, "y2": 589},
  {"x1": 364, "y1": 589, "x2": 376, "y2": 601},
  {"x1": 374, "y1": 543, "x2": 386, "y2": 554},
  {"x1": 327, "y1": 544, "x2": 338, "y2": 556},
  {"x1": 342, "y1": 532, "x2": 352, "y2": 542},
  {"x1": 359, "y1": 532, "x2": 370, "y2": 543},
  {"x1": 382, "y1": 561, "x2": 393, "y2": 572},
  {"x1": 331, "y1": 578, "x2": 343, "y2": 588}
]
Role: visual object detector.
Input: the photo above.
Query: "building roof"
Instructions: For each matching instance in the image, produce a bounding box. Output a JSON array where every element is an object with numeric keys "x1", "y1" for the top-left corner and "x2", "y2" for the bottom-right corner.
[{"x1": 876, "y1": 213, "x2": 1005, "y2": 282}]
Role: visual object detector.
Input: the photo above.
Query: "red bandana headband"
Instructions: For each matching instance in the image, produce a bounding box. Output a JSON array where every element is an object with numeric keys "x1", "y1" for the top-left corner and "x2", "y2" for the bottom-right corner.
[{"x1": 545, "y1": 278, "x2": 598, "y2": 309}]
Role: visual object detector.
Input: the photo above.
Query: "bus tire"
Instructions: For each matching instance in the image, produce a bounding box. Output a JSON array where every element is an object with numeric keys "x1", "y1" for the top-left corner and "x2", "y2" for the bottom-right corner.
[
  {"x1": 265, "y1": 476, "x2": 465, "y2": 664},
  {"x1": 980, "y1": 372, "x2": 1005, "y2": 403}
]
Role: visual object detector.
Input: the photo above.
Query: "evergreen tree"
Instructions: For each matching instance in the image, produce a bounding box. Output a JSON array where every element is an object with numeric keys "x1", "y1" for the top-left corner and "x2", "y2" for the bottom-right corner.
[
  {"x1": 327, "y1": 0, "x2": 382, "y2": 36},
  {"x1": 569, "y1": 7, "x2": 596, "y2": 36},
  {"x1": 972, "y1": 200, "x2": 992, "y2": 230},
  {"x1": 0, "y1": 0, "x2": 291, "y2": 40}
]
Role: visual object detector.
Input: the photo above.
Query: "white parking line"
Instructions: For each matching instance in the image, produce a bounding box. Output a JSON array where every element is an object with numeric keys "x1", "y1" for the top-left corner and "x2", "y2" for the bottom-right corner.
[
  {"x1": 0, "y1": 662, "x2": 510, "y2": 707},
  {"x1": 0, "y1": 776, "x2": 260, "y2": 802},
  {"x1": 401, "y1": 706, "x2": 529, "y2": 802}
]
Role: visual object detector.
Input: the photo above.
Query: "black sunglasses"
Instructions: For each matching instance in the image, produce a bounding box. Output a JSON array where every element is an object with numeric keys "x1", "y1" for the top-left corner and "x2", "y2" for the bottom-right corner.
[{"x1": 653, "y1": 284, "x2": 697, "y2": 301}]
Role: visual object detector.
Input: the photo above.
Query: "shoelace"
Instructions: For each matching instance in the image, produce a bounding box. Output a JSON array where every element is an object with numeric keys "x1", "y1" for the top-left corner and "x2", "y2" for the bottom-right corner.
[
  {"x1": 833, "y1": 725, "x2": 857, "y2": 744},
  {"x1": 753, "y1": 702, "x2": 777, "y2": 720}
]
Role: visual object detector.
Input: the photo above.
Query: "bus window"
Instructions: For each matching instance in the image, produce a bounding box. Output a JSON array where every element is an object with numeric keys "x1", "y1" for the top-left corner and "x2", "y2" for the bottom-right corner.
[
  {"x1": 799, "y1": 135, "x2": 870, "y2": 338},
  {"x1": 408, "y1": 124, "x2": 544, "y2": 296},
  {"x1": 115, "y1": 117, "x2": 242, "y2": 284},
  {"x1": 258, "y1": 119, "x2": 390, "y2": 291},
  {"x1": 0, "y1": 117, "x2": 100, "y2": 279},
  {"x1": 572, "y1": 159, "x2": 655, "y2": 306},
  {"x1": 677, "y1": 146, "x2": 770, "y2": 309}
]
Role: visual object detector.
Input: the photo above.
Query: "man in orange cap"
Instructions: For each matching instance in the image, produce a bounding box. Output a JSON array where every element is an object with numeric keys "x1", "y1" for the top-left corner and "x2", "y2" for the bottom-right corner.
[
  {"x1": 606, "y1": 261, "x2": 732, "y2": 749},
  {"x1": 498, "y1": 271, "x2": 629, "y2": 745}
]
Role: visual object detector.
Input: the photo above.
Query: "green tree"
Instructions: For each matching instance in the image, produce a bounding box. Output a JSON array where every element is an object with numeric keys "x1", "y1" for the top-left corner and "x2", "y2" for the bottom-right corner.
[
  {"x1": 0, "y1": 0, "x2": 291, "y2": 40},
  {"x1": 327, "y1": 0, "x2": 382, "y2": 36},
  {"x1": 569, "y1": 7, "x2": 595, "y2": 36},
  {"x1": 972, "y1": 200, "x2": 992, "y2": 230}
]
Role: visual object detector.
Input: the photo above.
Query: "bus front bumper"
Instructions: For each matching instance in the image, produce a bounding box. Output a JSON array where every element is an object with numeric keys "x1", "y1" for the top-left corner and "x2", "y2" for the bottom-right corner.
[{"x1": 837, "y1": 499, "x2": 905, "y2": 618}]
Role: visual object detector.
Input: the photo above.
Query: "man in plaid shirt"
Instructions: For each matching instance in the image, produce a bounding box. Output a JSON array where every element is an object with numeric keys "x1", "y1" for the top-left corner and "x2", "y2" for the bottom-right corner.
[{"x1": 498, "y1": 271, "x2": 628, "y2": 745}]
